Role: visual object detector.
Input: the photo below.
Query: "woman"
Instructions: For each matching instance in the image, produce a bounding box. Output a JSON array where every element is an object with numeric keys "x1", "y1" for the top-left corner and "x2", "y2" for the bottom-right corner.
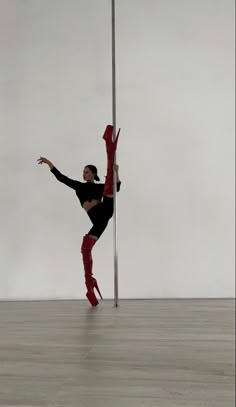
[{"x1": 37, "y1": 124, "x2": 121, "y2": 306}]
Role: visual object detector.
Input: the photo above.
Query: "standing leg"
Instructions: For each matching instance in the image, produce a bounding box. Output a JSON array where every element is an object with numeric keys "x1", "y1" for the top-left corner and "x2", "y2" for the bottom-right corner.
[
  {"x1": 81, "y1": 234, "x2": 102, "y2": 307},
  {"x1": 82, "y1": 197, "x2": 114, "y2": 306},
  {"x1": 102, "y1": 124, "x2": 120, "y2": 196}
]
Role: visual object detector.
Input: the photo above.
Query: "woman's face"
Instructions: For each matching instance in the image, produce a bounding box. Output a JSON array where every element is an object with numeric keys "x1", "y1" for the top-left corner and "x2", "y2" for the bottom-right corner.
[{"x1": 83, "y1": 167, "x2": 94, "y2": 182}]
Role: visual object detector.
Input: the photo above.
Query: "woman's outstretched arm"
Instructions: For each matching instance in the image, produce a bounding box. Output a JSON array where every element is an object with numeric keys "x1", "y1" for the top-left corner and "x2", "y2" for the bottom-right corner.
[{"x1": 37, "y1": 156, "x2": 81, "y2": 190}]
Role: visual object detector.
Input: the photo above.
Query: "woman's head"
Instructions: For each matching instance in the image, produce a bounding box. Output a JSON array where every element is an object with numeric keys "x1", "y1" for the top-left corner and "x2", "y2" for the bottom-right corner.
[{"x1": 83, "y1": 165, "x2": 100, "y2": 182}]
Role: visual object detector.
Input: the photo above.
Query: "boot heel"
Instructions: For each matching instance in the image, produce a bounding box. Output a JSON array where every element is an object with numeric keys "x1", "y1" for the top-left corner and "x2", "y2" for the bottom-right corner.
[
  {"x1": 113, "y1": 128, "x2": 120, "y2": 149},
  {"x1": 93, "y1": 280, "x2": 103, "y2": 300}
]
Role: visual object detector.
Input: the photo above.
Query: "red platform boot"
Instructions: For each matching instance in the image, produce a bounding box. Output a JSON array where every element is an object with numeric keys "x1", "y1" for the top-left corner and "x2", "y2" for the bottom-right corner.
[
  {"x1": 81, "y1": 234, "x2": 103, "y2": 306},
  {"x1": 103, "y1": 125, "x2": 120, "y2": 196}
]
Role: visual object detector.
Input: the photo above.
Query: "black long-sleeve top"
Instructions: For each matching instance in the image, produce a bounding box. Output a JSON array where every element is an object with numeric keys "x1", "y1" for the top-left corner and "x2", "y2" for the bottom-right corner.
[{"x1": 50, "y1": 166, "x2": 121, "y2": 207}]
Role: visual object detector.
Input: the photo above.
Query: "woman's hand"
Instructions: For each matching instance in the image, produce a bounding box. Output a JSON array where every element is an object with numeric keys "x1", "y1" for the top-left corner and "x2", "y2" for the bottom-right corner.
[
  {"x1": 113, "y1": 163, "x2": 120, "y2": 181},
  {"x1": 37, "y1": 157, "x2": 54, "y2": 169},
  {"x1": 113, "y1": 164, "x2": 119, "y2": 172},
  {"x1": 37, "y1": 156, "x2": 49, "y2": 165}
]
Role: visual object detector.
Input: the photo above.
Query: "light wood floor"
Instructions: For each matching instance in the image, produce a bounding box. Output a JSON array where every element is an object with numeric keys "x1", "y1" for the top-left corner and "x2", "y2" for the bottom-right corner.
[{"x1": 0, "y1": 299, "x2": 234, "y2": 407}]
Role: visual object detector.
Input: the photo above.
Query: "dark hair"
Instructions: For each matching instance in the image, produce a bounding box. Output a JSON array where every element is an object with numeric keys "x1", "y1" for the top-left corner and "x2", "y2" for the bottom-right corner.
[{"x1": 85, "y1": 165, "x2": 100, "y2": 182}]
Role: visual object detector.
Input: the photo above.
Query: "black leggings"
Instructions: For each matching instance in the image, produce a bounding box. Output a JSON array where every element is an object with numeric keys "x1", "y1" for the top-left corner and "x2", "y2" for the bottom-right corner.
[{"x1": 86, "y1": 197, "x2": 114, "y2": 239}]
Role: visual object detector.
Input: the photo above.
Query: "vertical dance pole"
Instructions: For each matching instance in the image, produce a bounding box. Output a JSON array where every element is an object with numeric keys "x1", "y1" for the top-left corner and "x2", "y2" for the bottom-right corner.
[{"x1": 111, "y1": 0, "x2": 119, "y2": 307}]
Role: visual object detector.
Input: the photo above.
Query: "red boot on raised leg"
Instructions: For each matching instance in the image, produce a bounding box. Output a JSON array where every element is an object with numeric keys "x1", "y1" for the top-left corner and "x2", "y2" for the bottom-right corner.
[
  {"x1": 81, "y1": 234, "x2": 103, "y2": 306},
  {"x1": 103, "y1": 125, "x2": 120, "y2": 196},
  {"x1": 103, "y1": 125, "x2": 120, "y2": 154}
]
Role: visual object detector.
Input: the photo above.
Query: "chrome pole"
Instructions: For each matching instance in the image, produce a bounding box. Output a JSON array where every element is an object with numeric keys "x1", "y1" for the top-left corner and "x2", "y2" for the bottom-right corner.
[{"x1": 111, "y1": 0, "x2": 119, "y2": 307}]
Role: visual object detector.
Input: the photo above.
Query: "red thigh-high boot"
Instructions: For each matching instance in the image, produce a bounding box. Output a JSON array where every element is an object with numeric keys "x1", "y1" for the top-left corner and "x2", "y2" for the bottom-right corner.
[
  {"x1": 81, "y1": 234, "x2": 103, "y2": 306},
  {"x1": 102, "y1": 125, "x2": 120, "y2": 196}
]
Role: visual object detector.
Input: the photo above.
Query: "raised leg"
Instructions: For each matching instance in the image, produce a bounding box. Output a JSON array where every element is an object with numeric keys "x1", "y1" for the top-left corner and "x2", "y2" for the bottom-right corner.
[{"x1": 102, "y1": 125, "x2": 120, "y2": 196}]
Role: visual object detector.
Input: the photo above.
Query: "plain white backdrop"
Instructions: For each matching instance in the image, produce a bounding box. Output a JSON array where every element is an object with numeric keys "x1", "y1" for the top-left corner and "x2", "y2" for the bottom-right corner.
[{"x1": 0, "y1": 0, "x2": 235, "y2": 300}]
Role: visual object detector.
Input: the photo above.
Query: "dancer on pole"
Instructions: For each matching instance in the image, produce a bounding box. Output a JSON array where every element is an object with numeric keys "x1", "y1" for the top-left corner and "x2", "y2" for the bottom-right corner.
[{"x1": 37, "y1": 125, "x2": 121, "y2": 306}]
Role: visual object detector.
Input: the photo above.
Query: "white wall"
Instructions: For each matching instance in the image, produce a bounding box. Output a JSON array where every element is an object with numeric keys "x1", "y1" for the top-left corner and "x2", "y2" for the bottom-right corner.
[{"x1": 0, "y1": 0, "x2": 234, "y2": 300}]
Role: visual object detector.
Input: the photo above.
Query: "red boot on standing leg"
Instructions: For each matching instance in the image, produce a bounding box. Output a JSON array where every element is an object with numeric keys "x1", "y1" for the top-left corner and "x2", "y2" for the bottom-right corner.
[{"x1": 81, "y1": 234, "x2": 103, "y2": 306}]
